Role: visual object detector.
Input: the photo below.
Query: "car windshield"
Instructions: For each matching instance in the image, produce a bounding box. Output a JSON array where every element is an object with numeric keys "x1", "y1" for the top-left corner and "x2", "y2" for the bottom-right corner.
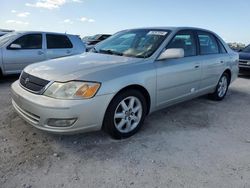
[
  {"x1": 0, "y1": 32, "x2": 18, "y2": 47},
  {"x1": 242, "y1": 45, "x2": 250, "y2": 53},
  {"x1": 93, "y1": 29, "x2": 169, "y2": 58}
]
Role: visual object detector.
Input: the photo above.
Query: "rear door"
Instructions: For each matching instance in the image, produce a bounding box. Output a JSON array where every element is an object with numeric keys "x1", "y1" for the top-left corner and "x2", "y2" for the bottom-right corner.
[
  {"x1": 156, "y1": 30, "x2": 202, "y2": 107},
  {"x1": 45, "y1": 34, "x2": 74, "y2": 59},
  {"x1": 197, "y1": 31, "x2": 226, "y2": 89},
  {"x1": 2, "y1": 33, "x2": 45, "y2": 74}
]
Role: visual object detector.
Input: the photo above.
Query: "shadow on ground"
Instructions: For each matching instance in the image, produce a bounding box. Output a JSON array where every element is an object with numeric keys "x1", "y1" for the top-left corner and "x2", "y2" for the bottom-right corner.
[
  {"x1": 239, "y1": 73, "x2": 250, "y2": 79},
  {"x1": 0, "y1": 74, "x2": 19, "y2": 84}
]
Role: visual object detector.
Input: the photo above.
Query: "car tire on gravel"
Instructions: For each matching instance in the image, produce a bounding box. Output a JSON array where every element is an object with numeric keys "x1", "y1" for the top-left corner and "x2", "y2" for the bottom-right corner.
[
  {"x1": 209, "y1": 72, "x2": 230, "y2": 101},
  {"x1": 103, "y1": 89, "x2": 147, "y2": 139}
]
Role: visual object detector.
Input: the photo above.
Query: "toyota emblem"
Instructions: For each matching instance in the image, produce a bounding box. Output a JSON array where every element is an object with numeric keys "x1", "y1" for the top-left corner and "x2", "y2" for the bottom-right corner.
[{"x1": 24, "y1": 77, "x2": 30, "y2": 85}]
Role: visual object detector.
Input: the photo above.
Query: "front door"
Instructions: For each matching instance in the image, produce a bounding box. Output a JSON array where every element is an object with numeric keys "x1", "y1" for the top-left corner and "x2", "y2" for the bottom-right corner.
[
  {"x1": 2, "y1": 33, "x2": 45, "y2": 74},
  {"x1": 156, "y1": 30, "x2": 202, "y2": 107}
]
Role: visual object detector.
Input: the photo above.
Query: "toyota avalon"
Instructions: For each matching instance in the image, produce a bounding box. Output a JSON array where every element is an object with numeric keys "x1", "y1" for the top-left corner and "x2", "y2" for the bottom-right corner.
[{"x1": 11, "y1": 27, "x2": 239, "y2": 139}]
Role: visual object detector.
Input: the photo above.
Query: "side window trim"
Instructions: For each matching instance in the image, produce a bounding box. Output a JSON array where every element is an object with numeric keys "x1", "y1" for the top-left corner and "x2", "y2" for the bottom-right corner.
[
  {"x1": 193, "y1": 30, "x2": 200, "y2": 56},
  {"x1": 215, "y1": 37, "x2": 228, "y2": 54}
]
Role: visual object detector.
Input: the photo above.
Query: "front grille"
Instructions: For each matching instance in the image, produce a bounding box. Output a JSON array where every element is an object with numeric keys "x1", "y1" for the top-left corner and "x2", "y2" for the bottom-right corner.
[
  {"x1": 20, "y1": 72, "x2": 50, "y2": 93},
  {"x1": 239, "y1": 60, "x2": 248, "y2": 65}
]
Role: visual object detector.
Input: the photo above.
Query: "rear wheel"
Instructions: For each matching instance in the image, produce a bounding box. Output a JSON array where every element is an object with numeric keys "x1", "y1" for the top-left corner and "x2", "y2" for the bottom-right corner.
[
  {"x1": 209, "y1": 72, "x2": 230, "y2": 101},
  {"x1": 103, "y1": 90, "x2": 147, "y2": 139},
  {"x1": 0, "y1": 68, "x2": 3, "y2": 79}
]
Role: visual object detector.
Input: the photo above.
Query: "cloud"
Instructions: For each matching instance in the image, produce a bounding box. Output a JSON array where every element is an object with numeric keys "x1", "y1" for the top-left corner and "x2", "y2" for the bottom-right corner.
[
  {"x1": 25, "y1": 0, "x2": 82, "y2": 10},
  {"x1": 63, "y1": 19, "x2": 73, "y2": 24},
  {"x1": 6, "y1": 20, "x2": 29, "y2": 25},
  {"x1": 11, "y1": 10, "x2": 17, "y2": 13},
  {"x1": 71, "y1": 0, "x2": 83, "y2": 2},
  {"x1": 26, "y1": 0, "x2": 66, "y2": 9},
  {"x1": 80, "y1": 17, "x2": 87, "y2": 22},
  {"x1": 17, "y1": 12, "x2": 30, "y2": 17},
  {"x1": 88, "y1": 19, "x2": 95, "y2": 23},
  {"x1": 80, "y1": 17, "x2": 95, "y2": 23}
]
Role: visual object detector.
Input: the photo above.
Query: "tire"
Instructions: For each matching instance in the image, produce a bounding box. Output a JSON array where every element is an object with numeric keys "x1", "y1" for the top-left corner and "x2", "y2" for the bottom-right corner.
[
  {"x1": 0, "y1": 68, "x2": 3, "y2": 79},
  {"x1": 103, "y1": 89, "x2": 147, "y2": 139},
  {"x1": 209, "y1": 72, "x2": 230, "y2": 101}
]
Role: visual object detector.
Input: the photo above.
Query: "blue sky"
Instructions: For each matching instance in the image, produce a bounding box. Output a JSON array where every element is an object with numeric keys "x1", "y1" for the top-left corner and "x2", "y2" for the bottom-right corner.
[{"x1": 1, "y1": 0, "x2": 250, "y2": 44}]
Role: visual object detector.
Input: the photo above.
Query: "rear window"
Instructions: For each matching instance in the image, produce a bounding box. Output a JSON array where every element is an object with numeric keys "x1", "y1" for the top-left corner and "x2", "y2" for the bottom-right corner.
[
  {"x1": 198, "y1": 32, "x2": 219, "y2": 55},
  {"x1": 217, "y1": 39, "x2": 227, "y2": 54},
  {"x1": 46, "y1": 34, "x2": 73, "y2": 49}
]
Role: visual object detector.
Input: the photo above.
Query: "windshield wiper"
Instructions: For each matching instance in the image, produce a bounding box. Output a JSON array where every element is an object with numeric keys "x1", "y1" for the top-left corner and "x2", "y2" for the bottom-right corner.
[{"x1": 99, "y1": 49, "x2": 123, "y2": 56}]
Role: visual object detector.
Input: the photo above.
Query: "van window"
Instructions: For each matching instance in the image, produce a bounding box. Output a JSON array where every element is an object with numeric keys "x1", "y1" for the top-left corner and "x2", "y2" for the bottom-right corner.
[
  {"x1": 10, "y1": 34, "x2": 42, "y2": 49},
  {"x1": 46, "y1": 34, "x2": 73, "y2": 49}
]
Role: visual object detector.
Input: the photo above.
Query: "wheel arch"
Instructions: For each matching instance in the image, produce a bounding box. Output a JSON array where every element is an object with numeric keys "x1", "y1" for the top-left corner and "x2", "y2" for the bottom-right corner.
[
  {"x1": 103, "y1": 84, "x2": 151, "y2": 126},
  {"x1": 223, "y1": 69, "x2": 232, "y2": 83},
  {"x1": 101, "y1": 84, "x2": 151, "y2": 133}
]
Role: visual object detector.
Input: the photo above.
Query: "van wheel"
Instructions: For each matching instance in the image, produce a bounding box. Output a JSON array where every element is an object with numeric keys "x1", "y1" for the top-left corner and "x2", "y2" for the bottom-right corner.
[
  {"x1": 103, "y1": 90, "x2": 147, "y2": 139},
  {"x1": 209, "y1": 72, "x2": 229, "y2": 101}
]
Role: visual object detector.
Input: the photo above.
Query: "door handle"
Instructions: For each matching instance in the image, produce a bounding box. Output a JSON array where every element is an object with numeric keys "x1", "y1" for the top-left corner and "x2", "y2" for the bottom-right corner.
[
  {"x1": 38, "y1": 51, "x2": 44, "y2": 55},
  {"x1": 66, "y1": 50, "x2": 71, "y2": 54},
  {"x1": 194, "y1": 65, "x2": 200, "y2": 69},
  {"x1": 220, "y1": 61, "x2": 224, "y2": 64}
]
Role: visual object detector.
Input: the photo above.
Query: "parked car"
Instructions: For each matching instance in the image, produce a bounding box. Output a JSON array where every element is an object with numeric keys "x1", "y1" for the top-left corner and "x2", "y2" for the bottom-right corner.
[
  {"x1": 0, "y1": 31, "x2": 86, "y2": 76},
  {"x1": 0, "y1": 29, "x2": 14, "y2": 37},
  {"x1": 0, "y1": 32, "x2": 10, "y2": 37},
  {"x1": 11, "y1": 27, "x2": 239, "y2": 139},
  {"x1": 83, "y1": 34, "x2": 111, "y2": 51},
  {"x1": 238, "y1": 44, "x2": 250, "y2": 72}
]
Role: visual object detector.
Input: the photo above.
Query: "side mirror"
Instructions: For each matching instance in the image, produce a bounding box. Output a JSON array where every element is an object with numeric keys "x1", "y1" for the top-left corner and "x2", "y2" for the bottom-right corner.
[
  {"x1": 157, "y1": 48, "x2": 184, "y2": 61},
  {"x1": 9, "y1": 44, "x2": 21, "y2": 49}
]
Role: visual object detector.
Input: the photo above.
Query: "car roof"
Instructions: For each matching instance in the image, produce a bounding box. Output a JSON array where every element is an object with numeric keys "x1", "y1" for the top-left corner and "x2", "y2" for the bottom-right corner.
[
  {"x1": 11, "y1": 31, "x2": 78, "y2": 37},
  {"x1": 124, "y1": 26, "x2": 215, "y2": 33}
]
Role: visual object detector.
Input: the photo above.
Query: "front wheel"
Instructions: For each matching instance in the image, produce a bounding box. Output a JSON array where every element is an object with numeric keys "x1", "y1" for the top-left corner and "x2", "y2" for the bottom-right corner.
[
  {"x1": 209, "y1": 72, "x2": 230, "y2": 101},
  {"x1": 103, "y1": 90, "x2": 147, "y2": 139}
]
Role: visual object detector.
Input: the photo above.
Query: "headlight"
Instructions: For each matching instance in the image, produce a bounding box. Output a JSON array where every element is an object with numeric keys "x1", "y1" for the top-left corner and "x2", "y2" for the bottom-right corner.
[{"x1": 43, "y1": 81, "x2": 101, "y2": 99}]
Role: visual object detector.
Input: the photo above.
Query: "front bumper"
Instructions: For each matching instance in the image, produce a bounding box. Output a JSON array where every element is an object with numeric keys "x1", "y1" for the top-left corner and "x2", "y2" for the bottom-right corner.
[
  {"x1": 11, "y1": 81, "x2": 114, "y2": 134},
  {"x1": 239, "y1": 65, "x2": 250, "y2": 71},
  {"x1": 239, "y1": 59, "x2": 250, "y2": 71}
]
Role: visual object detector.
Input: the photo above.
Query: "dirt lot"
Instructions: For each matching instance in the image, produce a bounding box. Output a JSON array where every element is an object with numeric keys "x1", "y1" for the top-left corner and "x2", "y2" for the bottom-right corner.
[{"x1": 1, "y1": 75, "x2": 250, "y2": 188}]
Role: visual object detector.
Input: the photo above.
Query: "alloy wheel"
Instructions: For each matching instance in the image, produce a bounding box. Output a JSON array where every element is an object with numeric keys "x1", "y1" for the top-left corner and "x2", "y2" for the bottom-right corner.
[{"x1": 114, "y1": 96, "x2": 143, "y2": 133}]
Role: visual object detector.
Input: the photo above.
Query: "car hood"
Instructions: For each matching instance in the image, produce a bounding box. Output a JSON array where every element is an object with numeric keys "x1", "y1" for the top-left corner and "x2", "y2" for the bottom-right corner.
[
  {"x1": 24, "y1": 52, "x2": 142, "y2": 82},
  {"x1": 239, "y1": 52, "x2": 250, "y2": 60}
]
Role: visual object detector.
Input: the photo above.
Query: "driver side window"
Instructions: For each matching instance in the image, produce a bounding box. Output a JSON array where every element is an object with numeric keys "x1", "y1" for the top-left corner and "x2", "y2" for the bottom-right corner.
[
  {"x1": 167, "y1": 31, "x2": 197, "y2": 57},
  {"x1": 9, "y1": 34, "x2": 42, "y2": 50}
]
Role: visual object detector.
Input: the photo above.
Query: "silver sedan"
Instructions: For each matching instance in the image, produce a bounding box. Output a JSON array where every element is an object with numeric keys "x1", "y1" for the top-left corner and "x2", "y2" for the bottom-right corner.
[{"x1": 11, "y1": 27, "x2": 239, "y2": 139}]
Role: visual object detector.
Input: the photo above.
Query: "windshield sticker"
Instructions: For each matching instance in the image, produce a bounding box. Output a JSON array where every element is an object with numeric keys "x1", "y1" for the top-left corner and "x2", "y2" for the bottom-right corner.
[{"x1": 147, "y1": 31, "x2": 168, "y2": 36}]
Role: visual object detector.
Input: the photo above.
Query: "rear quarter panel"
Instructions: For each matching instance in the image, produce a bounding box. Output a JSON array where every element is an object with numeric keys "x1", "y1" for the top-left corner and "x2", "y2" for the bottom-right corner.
[
  {"x1": 213, "y1": 33, "x2": 239, "y2": 83},
  {"x1": 227, "y1": 51, "x2": 239, "y2": 83}
]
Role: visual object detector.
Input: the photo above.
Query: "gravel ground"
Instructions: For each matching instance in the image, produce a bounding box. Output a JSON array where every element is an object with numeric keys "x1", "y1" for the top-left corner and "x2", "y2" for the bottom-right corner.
[{"x1": 1, "y1": 75, "x2": 250, "y2": 188}]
